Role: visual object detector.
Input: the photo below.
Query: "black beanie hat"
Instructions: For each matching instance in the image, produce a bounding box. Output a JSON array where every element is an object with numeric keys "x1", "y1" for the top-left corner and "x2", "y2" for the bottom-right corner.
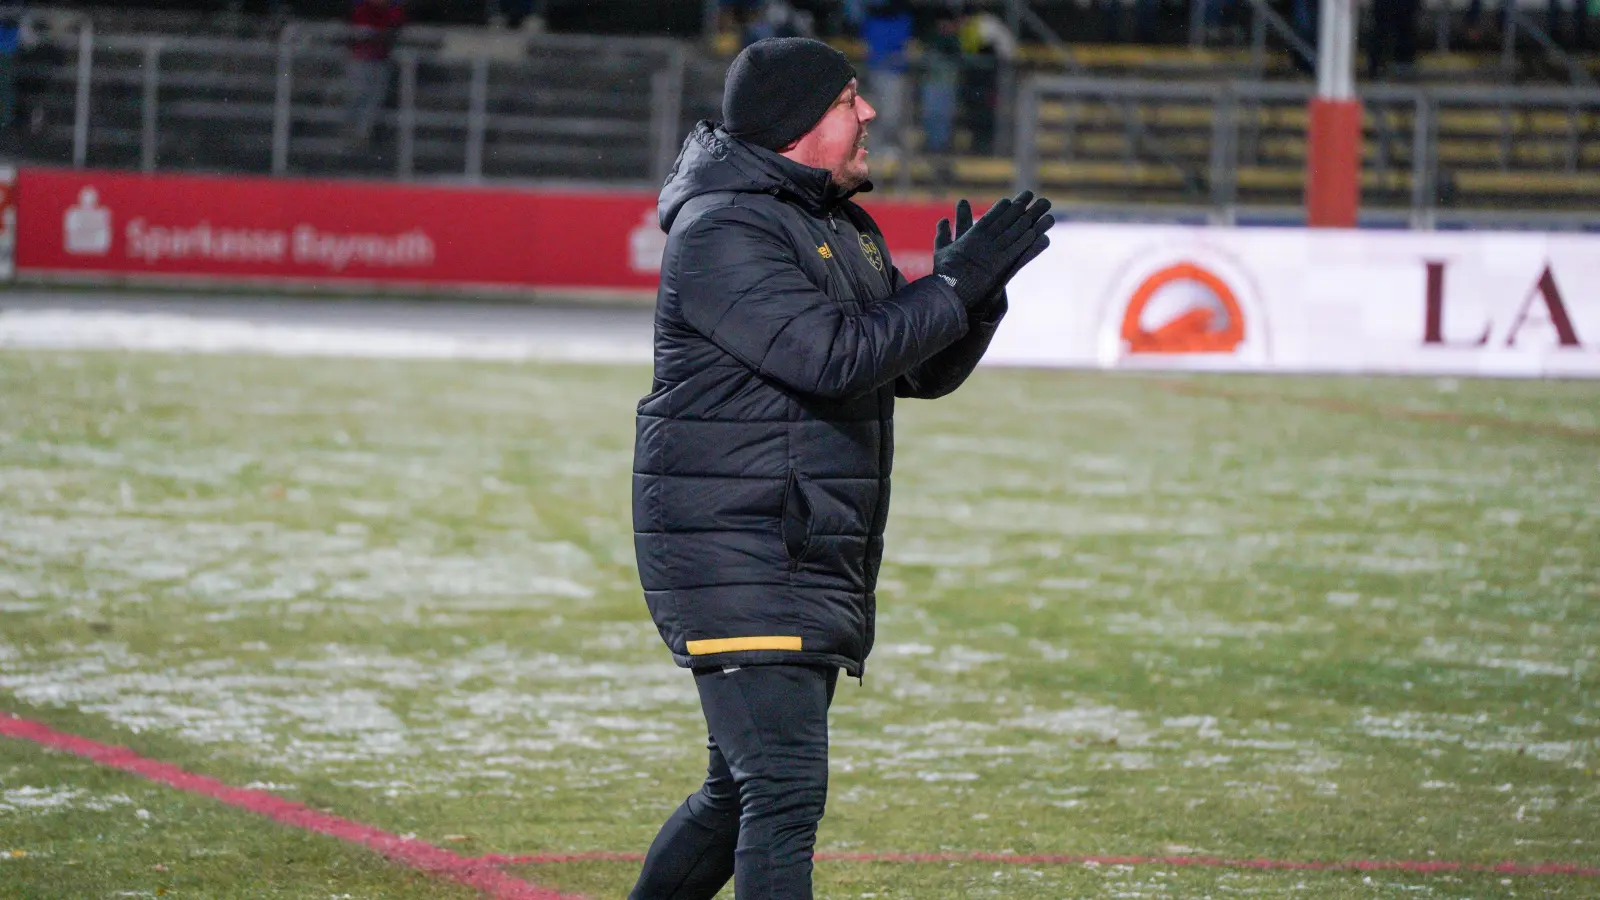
[{"x1": 722, "y1": 38, "x2": 858, "y2": 151}]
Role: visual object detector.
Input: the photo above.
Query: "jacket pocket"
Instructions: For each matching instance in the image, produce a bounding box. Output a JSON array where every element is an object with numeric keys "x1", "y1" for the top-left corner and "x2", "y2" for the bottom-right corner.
[{"x1": 780, "y1": 468, "x2": 814, "y2": 569}]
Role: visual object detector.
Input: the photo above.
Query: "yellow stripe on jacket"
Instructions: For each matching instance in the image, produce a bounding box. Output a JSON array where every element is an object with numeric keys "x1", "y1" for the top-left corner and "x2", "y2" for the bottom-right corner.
[{"x1": 685, "y1": 636, "x2": 803, "y2": 655}]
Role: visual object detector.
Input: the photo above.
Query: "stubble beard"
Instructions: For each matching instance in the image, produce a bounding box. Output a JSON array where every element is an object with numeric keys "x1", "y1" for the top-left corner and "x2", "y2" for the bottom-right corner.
[
  {"x1": 833, "y1": 134, "x2": 869, "y2": 191},
  {"x1": 834, "y1": 161, "x2": 868, "y2": 192}
]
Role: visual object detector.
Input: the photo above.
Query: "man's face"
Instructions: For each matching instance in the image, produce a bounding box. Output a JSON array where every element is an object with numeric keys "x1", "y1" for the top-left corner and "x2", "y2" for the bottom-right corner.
[{"x1": 788, "y1": 80, "x2": 877, "y2": 191}]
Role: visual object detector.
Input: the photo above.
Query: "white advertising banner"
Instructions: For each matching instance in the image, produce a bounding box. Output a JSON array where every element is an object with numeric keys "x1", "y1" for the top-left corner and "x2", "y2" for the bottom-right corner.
[{"x1": 994, "y1": 224, "x2": 1600, "y2": 378}]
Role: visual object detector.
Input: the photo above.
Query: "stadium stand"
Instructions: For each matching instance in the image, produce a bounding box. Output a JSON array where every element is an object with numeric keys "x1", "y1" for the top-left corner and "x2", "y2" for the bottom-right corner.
[{"x1": 4, "y1": 2, "x2": 1597, "y2": 222}]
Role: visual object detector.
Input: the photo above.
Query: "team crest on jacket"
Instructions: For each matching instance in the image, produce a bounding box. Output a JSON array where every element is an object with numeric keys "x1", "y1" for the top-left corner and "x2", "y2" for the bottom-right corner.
[{"x1": 858, "y1": 234, "x2": 884, "y2": 272}]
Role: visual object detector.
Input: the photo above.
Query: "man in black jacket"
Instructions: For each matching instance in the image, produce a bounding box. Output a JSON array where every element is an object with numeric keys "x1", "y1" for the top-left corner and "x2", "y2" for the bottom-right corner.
[{"x1": 630, "y1": 37, "x2": 1053, "y2": 900}]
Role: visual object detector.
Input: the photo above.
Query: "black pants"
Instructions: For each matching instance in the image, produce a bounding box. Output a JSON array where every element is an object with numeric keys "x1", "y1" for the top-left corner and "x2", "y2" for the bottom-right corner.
[
  {"x1": 1369, "y1": 0, "x2": 1420, "y2": 77},
  {"x1": 630, "y1": 664, "x2": 839, "y2": 900}
]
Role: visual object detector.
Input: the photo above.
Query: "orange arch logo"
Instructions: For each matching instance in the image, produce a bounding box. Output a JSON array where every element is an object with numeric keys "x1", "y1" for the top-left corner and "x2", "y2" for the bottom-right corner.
[{"x1": 1120, "y1": 262, "x2": 1246, "y2": 354}]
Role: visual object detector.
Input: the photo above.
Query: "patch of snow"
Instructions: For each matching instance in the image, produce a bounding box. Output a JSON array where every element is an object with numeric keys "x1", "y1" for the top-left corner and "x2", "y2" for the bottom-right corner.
[{"x1": 0, "y1": 310, "x2": 650, "y2": 364}]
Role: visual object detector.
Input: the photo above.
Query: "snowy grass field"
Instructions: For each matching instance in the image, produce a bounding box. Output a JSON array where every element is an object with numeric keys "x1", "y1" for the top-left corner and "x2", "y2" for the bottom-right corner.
[{"x1": 0, "y1": 345, "x2": 1596, "y2": 899}]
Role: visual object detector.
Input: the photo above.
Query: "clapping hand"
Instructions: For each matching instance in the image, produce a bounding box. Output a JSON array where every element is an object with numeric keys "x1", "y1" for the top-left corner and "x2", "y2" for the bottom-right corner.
[{"x1": 931, "y1": 191, "x2": 1054, "y2": 309}]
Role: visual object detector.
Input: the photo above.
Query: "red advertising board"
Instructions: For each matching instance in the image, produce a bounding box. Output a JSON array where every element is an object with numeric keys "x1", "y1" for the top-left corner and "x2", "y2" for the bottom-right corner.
[{"x1": 15, "y1": 168, "x2": 955, "y2": 294}]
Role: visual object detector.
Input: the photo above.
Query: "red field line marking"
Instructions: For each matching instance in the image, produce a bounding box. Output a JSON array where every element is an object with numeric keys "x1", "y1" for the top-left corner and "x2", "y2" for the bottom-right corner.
[
  {"x1": 478, "y1": 851, "x2": 1598, "y2": 879},
  {"x1": 1154, "y1": 380, "x2": 1600, "y2": 442},
  {"x1": 9, "y1": 712, "x2": 1593, "y2": 889},
  {"x1": 0, "y1": 713, "x2": 585, "y2": 900}
]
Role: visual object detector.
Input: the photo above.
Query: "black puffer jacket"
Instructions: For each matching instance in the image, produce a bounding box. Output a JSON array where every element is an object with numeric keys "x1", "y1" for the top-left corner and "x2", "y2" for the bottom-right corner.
[{"x1": 633, "y1": 122, "x2": 1007, "y2": 677}]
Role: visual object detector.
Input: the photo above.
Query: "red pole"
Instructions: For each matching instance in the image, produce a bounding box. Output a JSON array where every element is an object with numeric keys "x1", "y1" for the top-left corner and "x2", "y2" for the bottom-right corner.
[{"x1": 1305, "y1": 0, "x2": 1361, "y2": 228}]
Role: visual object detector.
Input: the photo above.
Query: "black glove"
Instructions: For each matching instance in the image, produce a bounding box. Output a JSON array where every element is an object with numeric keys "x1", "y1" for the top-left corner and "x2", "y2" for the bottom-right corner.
[
  {"x1": 934, "y1": 200, "x2": 999, "y2": 321},
  {"x1": 931, "y1": 191, "x2": 1054, "y2": 309}
]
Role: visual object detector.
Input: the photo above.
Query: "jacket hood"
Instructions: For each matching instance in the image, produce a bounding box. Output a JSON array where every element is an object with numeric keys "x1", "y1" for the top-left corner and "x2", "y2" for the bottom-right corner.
[{"x1": 657, "y1": 121, "x2": 871, "y2": 232}]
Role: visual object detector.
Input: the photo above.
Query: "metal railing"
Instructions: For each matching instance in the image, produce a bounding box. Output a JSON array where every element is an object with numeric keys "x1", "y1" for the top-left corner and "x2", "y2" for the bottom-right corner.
[
  {"x1": 1501, "y1": 6, "x2": 1597, "y2": 86},
  {"x1": 22, "y1": 16, "x2": 1600, "y2": 229},
  {"x1": 1171, "y1": 0, "x2": 1593, "y2": 85},
  {"x1": 1016, "y1": 75, "x2": 1600, "y2": 226},
  {"x1": 1185, "y1": 0, "x2": 1321, "y2": 76},
  {"x1": 40, "y1": 22, "x2": 718, "y2": 187}
]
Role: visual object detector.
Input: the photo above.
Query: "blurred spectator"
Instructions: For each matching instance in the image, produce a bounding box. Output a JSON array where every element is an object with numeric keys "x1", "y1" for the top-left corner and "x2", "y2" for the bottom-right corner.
[
  {"x1": 799, "y1": 0, "x2": 859, "y2": 36},
  {"x1": 345, "y1": 0, "x2": 404, "y2": 145},
  {"x1": 1368, "y1": 0, "x2": 1419, "y2": 78},
  {"x1": 1291, "y1": 0, "x2": 1317, "y2": 74},
  {"x1": 718, "y1": 0, "x2": 760, "y2": 39},
  {"x1": 959, "y1": 3, "x2": 1014, "y2": 156},
  {"x1": 838, "y1": 0, "x2": 867, "y2": 32},
  {"x1": 1465, "y1": 0, "x2": 1589, "y2": 49},
  {"x1": 1463, "y1": 0, "x2": 1506, "y2": 43},
  {"x1": 744, "y1": 0, "x2": 813, "y2": 45},
  {"x1": 1202, "y1": 0, "x2": 1239, "y2": 44},
  {"x1": 920, "y1": 7, "x2": 961, "y2": 154},
  {"x1": 504, "y1": 0, "x2": 547, "y2": 31},
  {"x1": 1091, "y1": 0, "x2": 1124, "y2": 42},
  {"x1": 15, "y1": 13, "x2": 57, "y2": 141},
  {"x1": 0, "y1": 2, "x2": 21, "y2": 135},
  {"x1": 1134, "y1": 0, "x2": 1160, "y2": 43},
  {"x1": 1546, "y1": 0, "x2": 1592, "y2": 48},
  {"x1": 862, "y1": 0, "x2": 912, "y2": 159}
]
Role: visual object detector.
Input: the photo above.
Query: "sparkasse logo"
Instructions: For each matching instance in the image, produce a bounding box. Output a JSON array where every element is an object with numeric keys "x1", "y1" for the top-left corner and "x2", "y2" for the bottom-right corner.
[{"x1": 64, "y1": 187, "x2": 112, "y2": 256}]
